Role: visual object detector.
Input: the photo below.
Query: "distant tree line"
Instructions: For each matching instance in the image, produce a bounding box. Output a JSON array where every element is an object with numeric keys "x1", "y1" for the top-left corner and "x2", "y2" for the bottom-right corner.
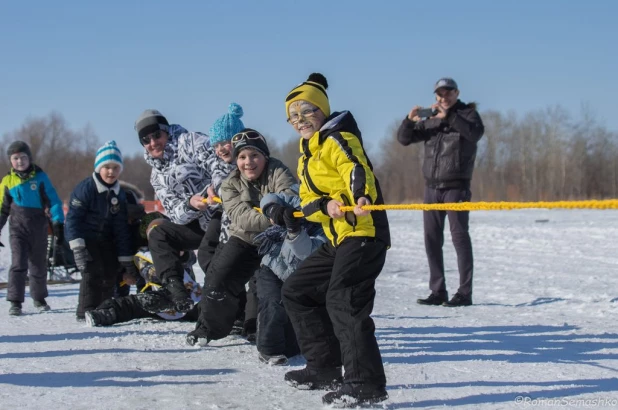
[
  {"x1": 0, "y1": 112, "x2": 155, "y2": 201},
  {"x1": 2, "y1": 107, "x2": 617, "y2": 204}
]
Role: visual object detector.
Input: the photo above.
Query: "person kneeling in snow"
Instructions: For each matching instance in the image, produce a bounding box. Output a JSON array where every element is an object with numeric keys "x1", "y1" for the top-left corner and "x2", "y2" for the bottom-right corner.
[
  {"x1": 253, "y1": 193, "x2": 327, "y2": 366},
  {"x1": 85, "y1": 216, "x2": 201, "y2": 326},
  {"x1": 185, "y1": 129, "x2": 297, "y2": 347}
]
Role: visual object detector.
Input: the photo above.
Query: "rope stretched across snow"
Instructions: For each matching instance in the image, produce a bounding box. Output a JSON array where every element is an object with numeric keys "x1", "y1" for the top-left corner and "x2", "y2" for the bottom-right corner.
[{"x1": 207, "y1": 197, "x2": 618, "y2": 217}]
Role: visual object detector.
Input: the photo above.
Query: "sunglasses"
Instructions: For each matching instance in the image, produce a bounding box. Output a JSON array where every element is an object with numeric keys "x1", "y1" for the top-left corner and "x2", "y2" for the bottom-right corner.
[
  {"x1": 140, "y1": 130, "x2": 165, "y2": 146},
  {"x1": 231, "y1": 130, "x2": 266, "y2": 145}
]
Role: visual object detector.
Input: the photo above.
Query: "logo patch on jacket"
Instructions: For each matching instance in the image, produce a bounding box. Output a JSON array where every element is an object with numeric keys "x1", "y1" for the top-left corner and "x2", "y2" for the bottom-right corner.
[
  {"x1": 110, "y1": 196, "x2": 120, "y2": 214},
  {"x1": 30, "y1": 182, "x2": 37, "y2": 191}
]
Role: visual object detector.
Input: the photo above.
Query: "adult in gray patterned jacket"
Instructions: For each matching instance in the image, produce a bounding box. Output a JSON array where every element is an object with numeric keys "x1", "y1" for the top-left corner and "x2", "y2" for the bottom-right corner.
[
  {"x1": 135, "y1": 109, "x2": 233, "y2": 312},
  {"x1": 396, "y1": 77, "x2": 484, "y2": 307}
]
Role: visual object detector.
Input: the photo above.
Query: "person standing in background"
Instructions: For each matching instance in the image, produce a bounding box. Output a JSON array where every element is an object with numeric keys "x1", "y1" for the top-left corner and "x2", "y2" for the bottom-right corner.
[
  {"x1": 397, "y1": 77, "x2": 484, "y2": 307},
  {"x1": 0, "y1": 141, "x2": 64, "y2": 315}
]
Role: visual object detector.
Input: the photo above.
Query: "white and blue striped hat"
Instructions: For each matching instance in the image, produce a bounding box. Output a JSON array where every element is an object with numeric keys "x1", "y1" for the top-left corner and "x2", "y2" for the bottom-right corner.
[{"x1": 94, "y1": 140, "x2": 123, "y2": 173}]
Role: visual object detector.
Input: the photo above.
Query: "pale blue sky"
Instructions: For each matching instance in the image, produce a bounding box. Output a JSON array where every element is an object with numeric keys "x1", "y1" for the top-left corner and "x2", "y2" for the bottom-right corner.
[{"x1": 1, "y1": 0, "x2": 616, "y2": 156}]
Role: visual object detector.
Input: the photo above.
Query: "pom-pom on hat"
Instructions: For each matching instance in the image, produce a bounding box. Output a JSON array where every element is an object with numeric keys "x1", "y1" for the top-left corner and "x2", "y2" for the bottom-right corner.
[
  {"x1": 7, "y1": 141, "x2": 32, "y2": 160},
  {"x1": 209, "y1": 102, "x2": 245, "y2": 145},
  {"x1": 285, "y1": 73, "x2": 330, "y2": 118},
  {"x1": 94, "y1": 140, "x2": 123, "y2": 173}
]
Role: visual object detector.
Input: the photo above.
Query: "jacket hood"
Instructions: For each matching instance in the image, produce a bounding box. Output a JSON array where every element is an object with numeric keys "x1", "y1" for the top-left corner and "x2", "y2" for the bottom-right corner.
[{"x1": 318, "y1": 111, "x2": 362, "y2": 144}]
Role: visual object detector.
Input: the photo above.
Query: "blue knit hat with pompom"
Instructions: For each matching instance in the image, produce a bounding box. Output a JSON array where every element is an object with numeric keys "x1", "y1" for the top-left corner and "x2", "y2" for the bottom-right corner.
[
  {"x1": 209, "y1": 102, "x2": 245, "y2": 145},
  {"x1": 94, "y1": 140, "x2": 123, "y2": 173}
]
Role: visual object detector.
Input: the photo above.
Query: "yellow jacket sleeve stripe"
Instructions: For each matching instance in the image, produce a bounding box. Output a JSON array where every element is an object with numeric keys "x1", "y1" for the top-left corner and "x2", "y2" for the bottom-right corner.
[{"x1": 327, "y1": 132, "x2": 377, "y2": 203}]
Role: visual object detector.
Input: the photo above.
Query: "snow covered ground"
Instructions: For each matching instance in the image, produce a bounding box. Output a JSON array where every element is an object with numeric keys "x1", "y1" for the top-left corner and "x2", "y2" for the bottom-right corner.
[{"x1": 1, "y1": 210, "x2": 618, "y2": 409}]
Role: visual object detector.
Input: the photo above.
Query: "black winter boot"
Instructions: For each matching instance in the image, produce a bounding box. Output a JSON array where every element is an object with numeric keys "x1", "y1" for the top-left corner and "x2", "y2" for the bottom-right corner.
[
  {"x1": 242, "y1": 318, "x2": 257, "y2": 343},
  {"x1": 284, "y1": 366, "x2": 343, "y2": 390},
  {"x1": 259, "y1": 352, "x2": 288, "y2": 366},
  {"x1": 229, "y1": 319, "x2": 244, "y2": 335},
  {"x1": 162, "y1": 277, "x2": 194, "y2": 312},
  {"x1": 186, "y1": 325, "x2": 210, "y2": 347},
  {"x1": 33, "y1": 299, "x2": 51, "y2": 312},
  {"x1": 85, "y1": 308, "x2": 117, "y2": 327},
  {"x1": 322, "y1": 383, "x2": 388, "y2": 407},
  {"x1": 443, "y1": 293, "x2": 473, "y2": 307},
  {"x1": 417, "y1": 292, "x2": 448, "y2": 306},
  {"x1": 9, "y1": 301, "x2": 22, "y2": 316}
]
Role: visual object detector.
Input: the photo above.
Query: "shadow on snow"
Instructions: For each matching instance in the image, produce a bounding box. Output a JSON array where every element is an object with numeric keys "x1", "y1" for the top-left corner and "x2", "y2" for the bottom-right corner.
[
  {"x1": 0, "y1": 329, "x2": 187, "y2": 343},
  {"x1": 377, "y1": 324, "x2": 618, "y2": 366},
  {"x1": 376, "y1": 323, "x2": 618, "y2": 408},
  {"x1": 386, "y1": 378, "x2": 618, "y2": 408},
  {"x1": 0, "y1": 368, "x2": 236, "y2": 388}
]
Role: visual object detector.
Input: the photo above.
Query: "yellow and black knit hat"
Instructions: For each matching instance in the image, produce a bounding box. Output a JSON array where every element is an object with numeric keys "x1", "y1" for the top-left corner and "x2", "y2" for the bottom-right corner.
[{"x1": 285, "y1": 73, "x2": 330, "y2": 118}]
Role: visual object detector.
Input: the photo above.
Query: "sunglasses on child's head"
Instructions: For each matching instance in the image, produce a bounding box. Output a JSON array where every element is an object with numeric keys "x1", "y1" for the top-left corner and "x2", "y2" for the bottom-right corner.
[
  {"x1": 140, "y1": 130, "x2": 165, "y2": 146},
  {"x1": 231, "y1": 130, "x2": 265, "y2": 145}
]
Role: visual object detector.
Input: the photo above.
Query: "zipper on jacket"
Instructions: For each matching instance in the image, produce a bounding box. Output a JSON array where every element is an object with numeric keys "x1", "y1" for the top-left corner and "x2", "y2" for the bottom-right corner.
[{"x1": 431, "y1": 134, "x2": 443, "y2": 183}]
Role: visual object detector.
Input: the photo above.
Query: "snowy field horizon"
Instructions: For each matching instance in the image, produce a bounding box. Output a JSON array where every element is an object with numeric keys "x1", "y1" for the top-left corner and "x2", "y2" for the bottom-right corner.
[{"x1": 1, "y1": 210, "x2": 617, "y2": 409}]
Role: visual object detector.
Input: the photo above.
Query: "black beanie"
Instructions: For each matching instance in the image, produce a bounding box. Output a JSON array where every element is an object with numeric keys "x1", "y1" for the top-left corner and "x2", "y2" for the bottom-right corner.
[
  {"x1": 232, "y1": 128, "x2": 270, "y2": 159},
  {"x1": 134, "y1": 109, "x2": 170, "y2": 141},
  {"x1": 7, "y1": 141, "x2": 32, "y2": 160}
]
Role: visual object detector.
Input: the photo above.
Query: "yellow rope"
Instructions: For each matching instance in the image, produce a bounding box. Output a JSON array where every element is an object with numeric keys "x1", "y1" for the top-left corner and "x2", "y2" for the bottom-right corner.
[
  {"x1": 206, "y1": 196, "x2": 618, "y2": 215},
  {"x1": 337, "y1": 199, "x2": 618, "y2": 212}
]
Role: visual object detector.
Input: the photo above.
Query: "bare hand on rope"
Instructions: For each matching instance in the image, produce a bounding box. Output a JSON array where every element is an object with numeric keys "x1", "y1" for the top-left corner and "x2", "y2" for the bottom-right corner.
[
  {"x1": 327, "y1": 199, "x2": 345, "y2": 218},
  {"x1": 354, "y1": 197, "x2": 372, "y2": 216},
  {"x1": 189, "y1": 194, "x2": 209, "y2": 211}
]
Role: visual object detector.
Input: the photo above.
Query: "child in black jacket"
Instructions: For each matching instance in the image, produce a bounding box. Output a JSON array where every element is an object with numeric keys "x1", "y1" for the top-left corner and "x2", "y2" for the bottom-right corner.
[{"x1": 64, "y1": 141, "x2": 139, "y2": 320}]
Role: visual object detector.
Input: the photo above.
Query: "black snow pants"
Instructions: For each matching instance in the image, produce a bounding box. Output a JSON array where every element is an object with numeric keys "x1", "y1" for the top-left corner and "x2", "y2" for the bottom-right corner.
[
  {"x1": 197, "y1": 210, "x2": 221, "y2": 274},
  {"x1": 196, "y1": 236, "x2": 261, "y2": 340},
  {"x1": 76, "y1": 239, "x2": 121, "y2": 318},
  {"x1": 6, "y1": 215, "x2": 48, "y2": 303},
  {"x1": 256, "y1": 265, "x2": 299, "y2": 357},
  {"x1": 282, "y1": 237, "x2": 388, "y2": 386},
  {"x1": 423, "y1": 186, "x2": 474, "y2": 297},
  {"x1": 148, "y1": 219, "x2": 205, "y2": 283}
]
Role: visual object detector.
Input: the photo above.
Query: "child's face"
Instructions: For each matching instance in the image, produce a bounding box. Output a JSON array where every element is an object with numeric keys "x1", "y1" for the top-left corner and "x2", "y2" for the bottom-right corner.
[
  {"x1": 236, "y1": 149, "x2": 266, "y2": 181},
  {"x1": 99, "y1": 164, "x2": 121, "y2": 184},
  {"x1": 214, "y1": 141, "x2": 233, "y2": 164},
  {"x1": 288, "y1": 100, "x2": 325, "y2": 140},
  {"x1": 10, "y1": 153, "x2": 30, "y2": 172}
]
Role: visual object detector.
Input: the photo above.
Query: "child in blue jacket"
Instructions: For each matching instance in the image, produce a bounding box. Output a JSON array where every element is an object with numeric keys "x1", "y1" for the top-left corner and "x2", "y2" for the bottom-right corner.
[
  {"x1": 64, "y1": 141, "x2": 139, "y2": 320},
  {"x1": 0, "y1": 141, "x2": 64, "y2": 315},
  {"x1": 254, "y1": 193, "x2": 327, "y2": 365}
]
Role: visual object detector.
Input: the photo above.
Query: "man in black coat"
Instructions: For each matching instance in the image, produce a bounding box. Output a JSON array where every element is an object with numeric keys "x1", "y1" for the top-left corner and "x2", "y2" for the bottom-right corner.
[{"x1": 397, "y1": 77, "x2": 484, "y2": 307}]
